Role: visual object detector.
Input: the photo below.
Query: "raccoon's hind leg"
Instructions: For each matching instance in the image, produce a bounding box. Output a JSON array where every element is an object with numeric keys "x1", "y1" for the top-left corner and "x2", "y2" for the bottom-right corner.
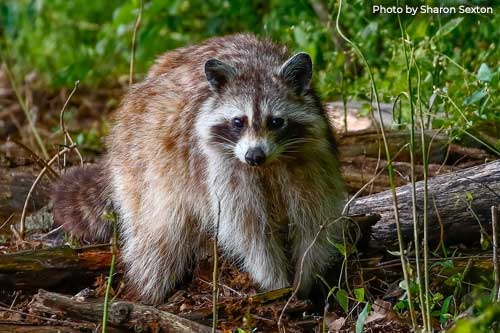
[{"x1": 120, "y1": 212, "x2": 203, "y2": 305}]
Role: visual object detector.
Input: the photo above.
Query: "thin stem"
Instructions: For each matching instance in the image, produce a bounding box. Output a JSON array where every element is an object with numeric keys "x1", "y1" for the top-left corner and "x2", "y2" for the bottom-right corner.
[
  {"x1": 398, "y1": 14, "x2": 428, "y2": 331},
  {"x1": 342, "y1": 227, "x2": 351, "y2": 295},
  {"x1": 492, "y1": 206, "x2": 500, "y2": 302},
  {"x1": 129, "y1": 0, "x2": 144, "y2": 86},
  {"x1": 278, "y1": 222, "x2": 331, "y2": 331},
  {"x1": 212, "y1": 199, "x2": 221, "y2": 333},
  {"x1": 102, "y1": 213, "x2": 118, "y2": 333},
  {"x1": 11, "y1": 139, "x2": 59, "y2": 179},
  {"x1": 415, "y1": 52, "x2": 432, "y2": 331},
  {"x1": 341, "y1": 71, "x2": 348, "y2": 132},
  {"x1": 18, "y1": 145, "x2": 76, "y2": 238},
  {"x1": 59, "y1": 81, "x2": 83, "y2": 168},
  {"x1": 336, "y1": 0, "x2": 417, "y2": 328}
]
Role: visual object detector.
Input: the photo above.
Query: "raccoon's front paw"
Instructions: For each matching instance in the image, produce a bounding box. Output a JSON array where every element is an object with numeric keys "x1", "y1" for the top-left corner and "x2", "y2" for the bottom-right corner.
[{"x1": 257, "y1": 273, "x2": 290, "y2": 292}]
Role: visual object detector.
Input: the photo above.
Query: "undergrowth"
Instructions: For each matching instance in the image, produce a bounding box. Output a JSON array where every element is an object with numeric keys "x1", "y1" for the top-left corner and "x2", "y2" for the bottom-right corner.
[{"x1": 0, "y1": 0, "x2": 499, "y2": 332}]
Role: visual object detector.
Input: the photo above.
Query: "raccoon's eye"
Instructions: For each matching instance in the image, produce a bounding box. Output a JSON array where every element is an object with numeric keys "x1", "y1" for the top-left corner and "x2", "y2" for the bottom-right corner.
[
  {"x1": 269, "y1": 117, "x2": 285, "y2": 129},
  {"x1": 232, "y1": 117, "x2": 245, "y2": 128}
]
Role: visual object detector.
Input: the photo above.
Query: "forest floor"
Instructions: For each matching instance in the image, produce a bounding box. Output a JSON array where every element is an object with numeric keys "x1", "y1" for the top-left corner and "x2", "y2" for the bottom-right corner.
[{"x1": 0, "y1": 69, "x2": 498, "y2": 332}]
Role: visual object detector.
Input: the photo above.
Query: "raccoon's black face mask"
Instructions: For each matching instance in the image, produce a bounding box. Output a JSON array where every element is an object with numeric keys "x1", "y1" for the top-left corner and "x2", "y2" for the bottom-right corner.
[{"x1": 202, "y1": 53, "x2": 332, "y2": 167}]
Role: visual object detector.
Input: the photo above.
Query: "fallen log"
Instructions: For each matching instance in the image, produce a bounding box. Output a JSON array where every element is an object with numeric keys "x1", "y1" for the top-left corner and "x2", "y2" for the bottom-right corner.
[
  {"x1": 0, "y1": 216, "x2": 377, "y2": 292},
  {"x1": 30, "y1": 289, "x2": 217, "y2": 333},
  {"x1": 0, "y1": 245, "x2": 111, "y2": 290},
  {"x1": 341, "y1": 156, "x2": 457, "y2": 194},
  {"x1": 348, "y1": 160, "x2": 500, "y2": 247},
  {"x1": 1, "y1": 158, "x2": 498, "y2": 293},
  {"x1": 4, "y1": 157, "x2": 498, "y2": 292},
  {"x1": 0, "y1": 325, "x2": 79, "y2": 333},
  {"x1": 338, "y1": 129, "x2": 449, "y2": 163},
  {"x1": 0, "y1": 166, "x2": 50, "y2": 226}
]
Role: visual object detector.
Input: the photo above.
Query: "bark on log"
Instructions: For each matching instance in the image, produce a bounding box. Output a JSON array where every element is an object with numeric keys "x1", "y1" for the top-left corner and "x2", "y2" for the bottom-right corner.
[
  {"x1": 0, "y1": 245, "x2": 111, "y2": 290},
  {"x1": 0, "y1": 166, "x2": 50, "y2": 225},
  {"x1": 338, "y1": 129, "x2": 449, "y2": 163},
  {"x1": 0, "y1": 323, "x2": 109, "y2": 333},
  {"x1": 341, "y1": 156, "x2": 456, "y2": 195},
  {"x1": 348, "y1": 160, "x2": 500, "y2": 247},
  {"x1": 0, "y1": 325, "x2": 79, "y2": 333},
  {"x1": 30, "y1": 289, "x2": 217, "y2": 333}
]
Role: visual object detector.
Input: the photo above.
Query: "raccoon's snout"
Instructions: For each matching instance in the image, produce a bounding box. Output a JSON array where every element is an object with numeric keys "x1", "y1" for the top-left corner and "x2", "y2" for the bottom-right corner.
[{"x1": 245, "y1": 147, "x2": 266, "y2": 166}]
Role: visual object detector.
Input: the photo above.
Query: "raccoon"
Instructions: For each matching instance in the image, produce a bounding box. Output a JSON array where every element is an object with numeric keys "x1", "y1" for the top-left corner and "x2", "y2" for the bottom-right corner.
[{"x1": 53, "y1": 33, "x2": 345, "y2": 304}]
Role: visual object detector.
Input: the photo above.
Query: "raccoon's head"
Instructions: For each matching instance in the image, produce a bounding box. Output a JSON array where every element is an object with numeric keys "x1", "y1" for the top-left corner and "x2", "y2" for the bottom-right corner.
[{"x1": 197, "y1": 52, "x2": 332, "y2": 167}]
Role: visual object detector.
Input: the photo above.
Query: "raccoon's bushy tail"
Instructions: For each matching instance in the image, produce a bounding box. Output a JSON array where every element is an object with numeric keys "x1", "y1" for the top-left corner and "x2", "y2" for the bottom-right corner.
[{"x1": 52, "y1": 161, "x2": 113, "y2": 243}]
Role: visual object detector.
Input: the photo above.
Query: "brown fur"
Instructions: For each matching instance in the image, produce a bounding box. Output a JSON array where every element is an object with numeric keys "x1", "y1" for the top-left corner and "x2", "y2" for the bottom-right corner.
[
  {"x1": 52, "y1": 163, "x2": 112, "y2": 242},
  {"x1": 52, "y1": 34, "x2": 345, "y2": 304}
]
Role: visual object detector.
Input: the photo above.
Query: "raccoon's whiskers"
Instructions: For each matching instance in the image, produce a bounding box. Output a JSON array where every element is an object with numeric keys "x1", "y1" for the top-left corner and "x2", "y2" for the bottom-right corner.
[
  {"x1": 212, "y1": 134, "x2": 236, "y2": 146},
  {"x1": 282, "y1": 137, "x2": 321, "y2": 146},
  {"x1": 218, "y1": 149, "x2": 238, "y2": 162}
]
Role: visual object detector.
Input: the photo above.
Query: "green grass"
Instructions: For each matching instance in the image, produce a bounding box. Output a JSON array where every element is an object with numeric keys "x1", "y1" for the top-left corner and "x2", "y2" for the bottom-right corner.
[
  {"x1": 1, "y1": 1, "x2": 498, "y2": 140},
  {"x1": 1, "y1": 1, "x2": 499, "y2": 331}
]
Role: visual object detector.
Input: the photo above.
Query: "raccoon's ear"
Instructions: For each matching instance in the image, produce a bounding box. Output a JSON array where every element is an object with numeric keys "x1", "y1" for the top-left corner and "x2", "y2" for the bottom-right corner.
[
  {"x1": 279, "y1": 52, "x2": 312, "y2": 95},
  {"x1": 204, "y1": 59, "x2": 237, "y2": 92}
]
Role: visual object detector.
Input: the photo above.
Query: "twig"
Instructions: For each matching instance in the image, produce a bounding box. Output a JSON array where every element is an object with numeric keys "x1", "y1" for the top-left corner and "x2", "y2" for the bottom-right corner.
[
  {"x1": 59, "y1": 81, "x2": 83, "y2": 168},
  {"x1": 198, "y1": 278, "x2": 243, "y2": 297},
  {"x1": 466, "y1": 200, "x2": 491, "y2": 244},
  {"x1": 102, "y1": 212, "x2": 118, "y2": 333},
  {"x1": 11, "y1": 139, "x2": 59, "y2": 179},
  {"x1": 492, "y1": 206, "x2": 500, "y2": 302},
  {"x1": 18, "y1": 145, "x2": 75, "y2": 238},
  {"x1": 431, "y1": 195, "x2": 445, "y2": 254},
  {"x1": 344, "y1": 143, "x2": 409, "y2": 216},
  {"x1": 212, "y1": 199, "x2": 221, "y2": 333},
  {"x1": 16, "y1": 80, "x2": 81, "y2": 239},
  {"x1": 129, "y1": 0, "x2": 144, "y2": 86},
  {"x1": 0, "y1": 305, "x2": 88, "y2": 328},
  {"x1": 9, "y1": 291, "x2": 19, "y2": 309},
  {"x1": 0, "y1": 214, "x2": 14, "y2": 231},
  {"x1": 278, "y1": 219, "x2": 336, "y2": 331},
  {"x1": 342, "y1": 227, "x2": 351, "y2": 295}
]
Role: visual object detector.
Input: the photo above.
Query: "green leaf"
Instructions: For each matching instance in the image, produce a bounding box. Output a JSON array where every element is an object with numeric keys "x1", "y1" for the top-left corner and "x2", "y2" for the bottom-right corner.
[
  {"x1": 327, "y1": 286, "x2": 338, "y2": 301},
  {"x1": 387, "y1": 250, "x2": 401, "y2": 257},
  {"x1": 394, "y1": 300, "x2": 408, "y2": 311},
  {"x1": 477, "y1": 63, "x2": 493, "y2": 82},
  {"x1": 331, "y1": 242, "x2": 347, "y2": 256},
  {"x1": 435, "y1": 17, "x2": 463, "y2": 39},
  {"x1": 480, "y1": 231, "x2": 490, "y2": 250},
  {"x1": 336, "y1": 289, "x2": 349, "y2": 313},
  {"x1": 355, "y1": 303, "x2": 371, "y2": 333},
  {"x1": 430, "y1": 259, "x2": 454, "y2": 270},
  {"x1": 440, "y1": 296, "x2": 452, "y2": 323},
  {"x1": 464, "y1": 89, "x2": 487, "y2": 106},
  {"x1": 432, "y1": 292, "x2": 444, "y2": 303},
  {"x1": 316, "y1": 275, "x2": 337, "y2": 301},
  {"x1": 354, "y1": 288, "x2": 365, "y2": 302},
  {"x1": 399, "y1": 280, "x2": 408, "y2": 291}
]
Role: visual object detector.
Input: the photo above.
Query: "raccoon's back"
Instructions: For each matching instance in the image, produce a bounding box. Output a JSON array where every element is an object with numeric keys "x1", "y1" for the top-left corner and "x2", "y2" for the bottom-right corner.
[
  {"x1": 147, "y1": 33, "x2": 289, "y2": 80},
  {"x1": 52, "y1": 162, "x2": 113, "y2": 242}
]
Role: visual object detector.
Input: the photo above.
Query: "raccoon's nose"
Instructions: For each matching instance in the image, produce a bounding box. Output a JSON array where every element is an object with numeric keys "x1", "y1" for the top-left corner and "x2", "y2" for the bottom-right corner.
[{"x1": 245, "y1": 148, "x2": 266, "y2": 166}]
